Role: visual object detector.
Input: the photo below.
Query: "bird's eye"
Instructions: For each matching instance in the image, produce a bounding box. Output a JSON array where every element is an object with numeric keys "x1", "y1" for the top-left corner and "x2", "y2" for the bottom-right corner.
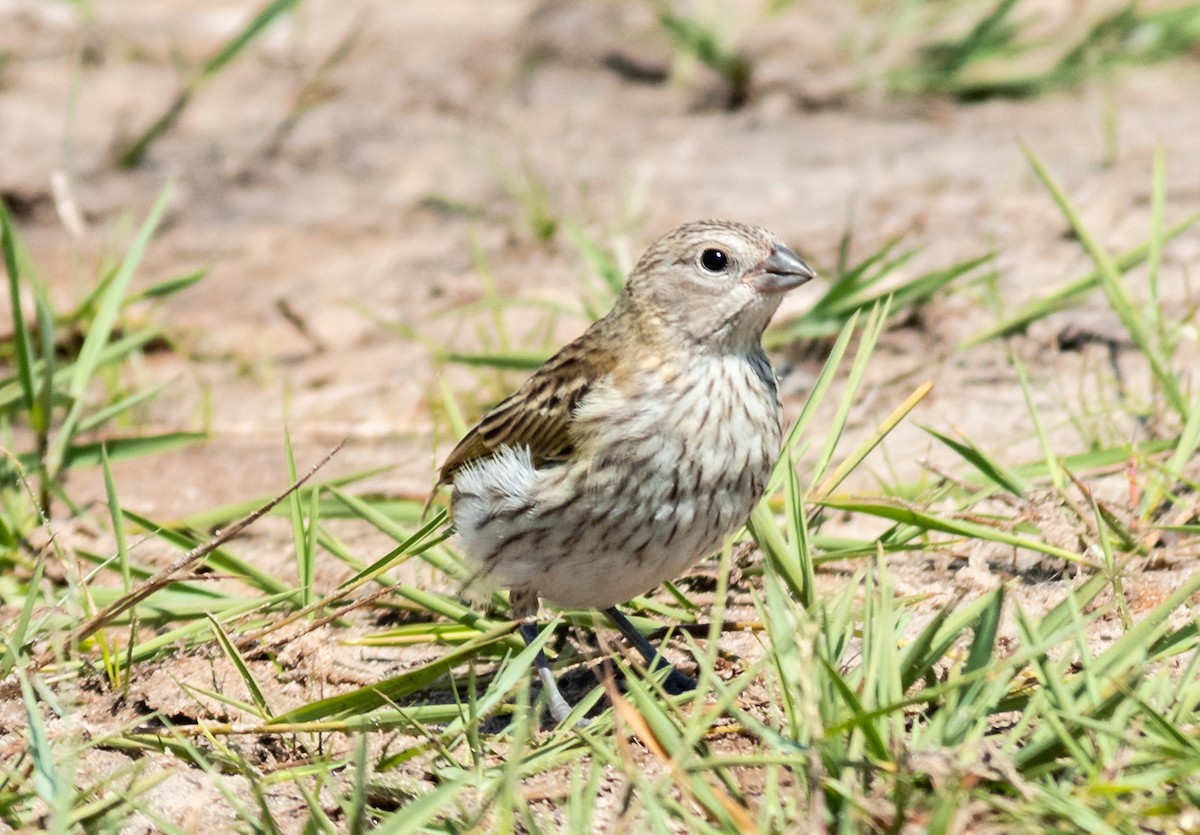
[{"x1": 699, "y1": 248, "x2": 729, "y2": 273}]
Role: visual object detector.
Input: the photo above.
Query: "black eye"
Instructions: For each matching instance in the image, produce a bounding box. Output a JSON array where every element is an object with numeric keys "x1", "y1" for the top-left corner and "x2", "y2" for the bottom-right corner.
[{"x1": 700, "y1": 248, "x2": 728, "y2": 273}]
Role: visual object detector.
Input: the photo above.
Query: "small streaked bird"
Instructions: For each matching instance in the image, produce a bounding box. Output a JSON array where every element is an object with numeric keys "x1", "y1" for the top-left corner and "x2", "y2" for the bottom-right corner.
[{"x1": 438, "y1": 219, "x2": 814, "y2": 722}]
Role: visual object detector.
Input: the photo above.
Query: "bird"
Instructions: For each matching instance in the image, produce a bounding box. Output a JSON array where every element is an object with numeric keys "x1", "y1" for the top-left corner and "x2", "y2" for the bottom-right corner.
[{"x1": 437, "y1": 219, "x2": 814, "y2": 722}]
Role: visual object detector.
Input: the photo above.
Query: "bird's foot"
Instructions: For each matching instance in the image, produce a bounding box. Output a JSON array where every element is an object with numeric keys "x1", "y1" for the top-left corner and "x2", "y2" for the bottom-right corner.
[
  {"x1": 520, "y1": 621, "x2": 589, "y2": 726},
  {"x1": 662, "y1": 667, "x2": 697, "y2": 695}
]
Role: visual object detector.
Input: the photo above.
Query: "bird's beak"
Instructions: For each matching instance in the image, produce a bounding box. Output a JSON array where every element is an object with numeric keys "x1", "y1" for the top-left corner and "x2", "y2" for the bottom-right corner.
[{"x1": 748, "y1": 245, "x2": 815, "y2": 294}]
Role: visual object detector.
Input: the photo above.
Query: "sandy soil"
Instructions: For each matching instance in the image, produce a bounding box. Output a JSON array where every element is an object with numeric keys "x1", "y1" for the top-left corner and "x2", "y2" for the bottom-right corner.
[{"x1": 1, "y1": 0, "x2": 1199, "y2": 830}]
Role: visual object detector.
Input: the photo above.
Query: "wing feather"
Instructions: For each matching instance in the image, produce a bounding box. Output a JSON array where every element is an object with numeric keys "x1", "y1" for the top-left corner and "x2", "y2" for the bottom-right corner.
[{"x1": 437, "y1": 332, "x2": 616, "y2": 484}]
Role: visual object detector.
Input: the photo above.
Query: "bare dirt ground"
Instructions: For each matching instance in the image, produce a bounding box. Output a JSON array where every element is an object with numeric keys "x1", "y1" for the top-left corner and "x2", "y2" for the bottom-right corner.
[{"x1": 1, "y1": 0, "x2": 1199, "y2": 830}]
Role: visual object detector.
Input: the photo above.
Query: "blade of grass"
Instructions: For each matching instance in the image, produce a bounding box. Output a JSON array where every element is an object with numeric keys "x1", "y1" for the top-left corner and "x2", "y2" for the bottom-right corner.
[
  {"x1": 1142, "y1": 393, "x2": 1200, "y2": 517},
  {"x1": 814, "y1": 380, "x2": 933, "y2": 499},
  {"x1": 371, "y1": 777, "x2": 475, "y2": 835},
  {"x1": 809, "y1": 297, "x2": 891, "y2": 492},
  {"x1": 1011, "y1": 352, "x2": 1063, "y2": 490},
  {"x1": 0, "y1": 550, "x2": 47, "y2": 677},
  {"x1": 76, "y1": 380, "x2": 176, "y2": 433},
  {"x1": 1145, "y1": 146, "x2": 1165, "y2": 342},
  {"x1": 1021, "y1": 144, "x2": 1186, "y2": 418},
  {"x1": 45, "y1": 186, "x2": 173, "y2": 478},
  {"x1": 117, "y1": 0, "x2": 302, "y2": 166},
  {"x1": 438, "y1": 377, "x2": 469, "y2": 441},
  {"x1": 822, "y1": 497, "x2": 1095, "y2": 566},
  {"x1": 284, "y1": 430, "x2": 312, "y2": 607},
  {"x1": 20, "y1": 432, "x2": 206, "y2": 473},
  {"x1": 964, "y1": 211, "x2": 1199, "y2": 346},
  {"x1": 206, "y1": 613, "x2": 272, "y2": 718},
  {"x1": 130, "y1": 268, "x2": 206, "y2": 302},
  {"x1": 918, "y1": 423, "x2": 1029, "y2": 497},
  {"x1": 564, "y1": 222, "x2": 624, "y2": 296},
  {"x1": 0, "y1": 201, "x2": 37, "y2": 415},
  {"x1": 766, "y1": 309, "x2": 859, "y2": 495},
  {"x1": 787, "y1": 452, "x2": 815, "y2": 608},
  {"x1": 121, "y1": 508, "x2": 288, "y2": 595},
  {"x1": 266, "y1": 623, "x2": 517, "y2": 724},
  {"x1": 0, "y1": 329, "x2": 163, "y2": 412},
  {"x1": 440, "y1": 350, "x2": 550, "y2": 371},
  {"x1": 18, "y1": 668, "x2": 70, "y2": 825}
]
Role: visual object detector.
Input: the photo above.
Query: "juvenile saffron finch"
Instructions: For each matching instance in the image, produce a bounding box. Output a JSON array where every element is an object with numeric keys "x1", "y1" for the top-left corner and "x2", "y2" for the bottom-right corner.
[{"x1": 439, "y1": 220, "x2": 814, "y2": 721}]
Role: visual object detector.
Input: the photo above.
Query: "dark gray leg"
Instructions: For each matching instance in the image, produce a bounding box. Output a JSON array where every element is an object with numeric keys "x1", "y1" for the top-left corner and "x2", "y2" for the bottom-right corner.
[
  {"x1": 519, "y1": 622, "x2": 575, "y2": 723},
  {"x1": 603, "y1": 606, "x2": 696, "y2": 694}
]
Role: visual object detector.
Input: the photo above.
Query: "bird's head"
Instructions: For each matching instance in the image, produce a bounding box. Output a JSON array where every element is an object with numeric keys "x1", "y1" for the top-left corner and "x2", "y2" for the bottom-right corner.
[{"x1": 619, "y1": 220, "x2": 815, "y2": 354}]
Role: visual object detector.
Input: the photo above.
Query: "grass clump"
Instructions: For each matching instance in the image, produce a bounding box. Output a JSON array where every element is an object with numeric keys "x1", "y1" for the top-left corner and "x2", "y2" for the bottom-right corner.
[
  {"x1": 0, "y1": 188, "x2": 204, "y2": 549},
  {"x1": 890, "y1": 0, "x2": 1200, "y2": 100}
]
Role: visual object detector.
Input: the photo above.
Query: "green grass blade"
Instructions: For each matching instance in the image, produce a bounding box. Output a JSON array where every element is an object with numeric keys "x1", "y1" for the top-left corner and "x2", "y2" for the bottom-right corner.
[
  {"x1": 122, "y1": 509, "x2": 290, "y2": 595},
  {"x1": 68, "y1": 189, "x2": 171, "y2": 401},
  {"x1": 815, "y1": 380, "x2": 932, "y2": 499},
  {"x1": 0, "y1": 329, "x2": 164, "y2": 412},
  {"x1": 1145, "y1": 146, "x2": 1165, "y2": 341},
  {"x1": 77, "y1": 380, "x2": 175, "y2": 433},
  {"x1": 809, "y1": 297, "x2": 890, "y2": 491},
  {"x1": 962, "y1": 587, "x2": 1004, "y2": 678},
  {"x1": 815, "y1": 654, "x2": 891, "y2": 762},
  {"x1": 437, "y1": 377, "x2": 469, "y2": 441},
  {"x1": 18, "y1": 669, "x2": 70, "y2": 826},
  {"x1": 117, "y1": 0, "x2": 301, "y2": 167},
  {"x1": 33, "y1": 291, "x2": 56, "y2": 448},
  {"x1": 284, "y1": 430, "x2": 311, "y2": 607},
  {"x1": 130, "y1": 268, "x2": 206, "y2": 302},
  {"x1": 786, "y1": 454, "x2": 815, "y2": 609},
  {"x1": 0, "y1": 552, "x2": 48, "y2": 677},
  {"x1": 336, "y1": 506, "x2": 449, "y2": 589},
  {"x1": 1021, "y1": 145, "x2": 1186, "y2": 417},
  {"x1": 206, "y1": 613, "x2": 272, "y2": 718},
  {"x1": 101, "y1": 446, "x2": 131, "y2": 595},
  {"x1": 748, "y1": 501, "x2": 806, "y2": 603},
  {"x1": 964, "y1": 211, "x2": 1199, "y2": 346},
  {"x1": 266, "y1": 624, "x2": 516, "y2": 724},
  {"x1": 441, "y1": 350, "x2": 550, "y2": 371},
  {"x1": 199, "y1": 0, "x2": 301, "y2": 80},
  {"x1": 19, "y1": 432, "x2": 206, "y2": 472},
  {"x1": 45, "y1": 186, "x2": 173, "y2": 476},
  {"x1": 564, "y1": 222, "x2": 624, "y2": 295},
  {"x1": 372, "y1": 778, "x2": 473, "y2": 835},
  {"x1": 895, "y1": 594, "x2": 960, "y2": 693},
  {"x1": 919, "y1": 424, "x2": 1029, "y2": 496},
  {"x1": 0, "y1": 201, "x2": 37, "y2": 415},
  {"x1": 849, "y1": 251, "x2": 993, "y2": 317},
  {"x1": 1142, "y1": 394, "x2": 1200, "y2": 517},
  {"x1": 807, "y1": 234, "x2": 909, "y2": 321},
  {"x1": 822, "y1": 497, "x2": 1093, "y2": 565},
  {"x1": 1011, "y1": 352, "x2": 1062, "y2": 490},
  {"x1": 766, "y1": 309, "x2": 859, "y2": 496}
]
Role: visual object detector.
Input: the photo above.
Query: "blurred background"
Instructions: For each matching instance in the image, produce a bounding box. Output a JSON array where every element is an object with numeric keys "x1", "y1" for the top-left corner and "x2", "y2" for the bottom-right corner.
[{"x1": 3, "y1": 0, "x2": 1197, "y2": 514}]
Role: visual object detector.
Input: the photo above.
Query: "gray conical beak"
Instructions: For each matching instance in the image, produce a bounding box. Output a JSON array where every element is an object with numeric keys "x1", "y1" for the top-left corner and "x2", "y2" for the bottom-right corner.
[{"x1": 750, "y1": 244, "x2": 815, "y2": 294}]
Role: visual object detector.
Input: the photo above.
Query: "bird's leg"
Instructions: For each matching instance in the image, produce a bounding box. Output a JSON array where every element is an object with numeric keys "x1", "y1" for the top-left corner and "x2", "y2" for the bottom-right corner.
[
  {"x1": 603, "y1": 606, "x2": 696, "y2": 694},
  {"x1": 512, "y1": 590, "x2": 580, "y2": 723},
  {"x1": 518, "y1": 622, "x2": 575, "y2": 724}
]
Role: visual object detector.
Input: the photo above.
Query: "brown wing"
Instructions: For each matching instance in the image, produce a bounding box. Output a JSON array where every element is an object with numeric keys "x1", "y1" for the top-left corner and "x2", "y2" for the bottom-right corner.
[{"x1": 437, "y1": 332, "x2": 617, "y2": 485}]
